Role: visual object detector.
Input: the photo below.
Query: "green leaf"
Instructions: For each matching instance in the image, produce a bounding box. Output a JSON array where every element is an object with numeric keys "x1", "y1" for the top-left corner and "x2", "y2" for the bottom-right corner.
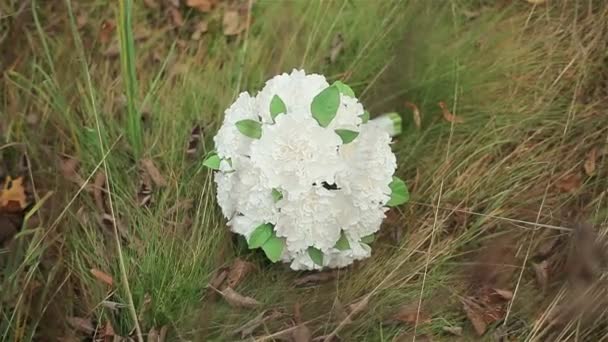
[
  {"x1": 360, "y1": 110, "x2": 370, "y2": 124},
  {"x1": 235, "y1": 119, "x2": 262, "y2": 139},
  {"x1": 248, "y1": 223, "x2": 273, "y2": 249},
  {"x1": 360, "y1": 234, "x2": 375, "y2": 244},
  {"x1": 311, "y1": 85, "x2": 340, "y2": 127},
  {"x1": 335, "y1": 232, "x2": 350, "y2": 251},
  {"x1": 271, "y1": 188, "x2": 283, "y2": 202},
  {"x1": 386, "y1": 176, "x2": 409, "y2": 207},
  {"x1": 202, "y1": 152, "x2": 221, "y2": 170},
  {"x1": 308, "y1": 247, "x2": 324, "y2": 266},
  {"x1": 335, "y1": 129, "x2": 359, "y2": 144},
  {"x1": 261, "y1": 234, "x2": 284, "y2": 263},
  {"x1": 332, "y1": 80, "x2": 355, "y2": 97},
  {"x1": 270, "y1": 94, "x2": 287, "y2": 121}
]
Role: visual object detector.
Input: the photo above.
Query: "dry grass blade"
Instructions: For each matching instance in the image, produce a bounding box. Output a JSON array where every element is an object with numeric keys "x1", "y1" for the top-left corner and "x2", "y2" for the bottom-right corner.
[
  {"x1": 67, "y1": 316, "x2": 95, "y2": 333},
  {"x1": 93, "y1": 171, "x2": 107, "y2": 213},
  {"x1": 234, "y1": 310, "x2": 283, "y2": 338},
  {"x1": 583, "y1": 147, "x2": 597, "y2": 176}
]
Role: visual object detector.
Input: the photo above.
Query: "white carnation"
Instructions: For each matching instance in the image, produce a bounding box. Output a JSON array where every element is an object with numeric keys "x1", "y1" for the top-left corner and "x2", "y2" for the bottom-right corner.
[{"x1": 210, "y1": 69, "x2": 402, "y2": 271}]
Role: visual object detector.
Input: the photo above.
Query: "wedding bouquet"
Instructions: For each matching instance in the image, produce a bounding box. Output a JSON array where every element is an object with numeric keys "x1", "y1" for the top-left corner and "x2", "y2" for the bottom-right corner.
[{"x1": 204, "y1": 70, "x2": 408, "y2": 270}]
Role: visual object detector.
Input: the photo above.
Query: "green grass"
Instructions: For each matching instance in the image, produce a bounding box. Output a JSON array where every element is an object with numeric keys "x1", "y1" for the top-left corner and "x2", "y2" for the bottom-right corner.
[{"x1": 1, "y1": 0, "x2": 608, "y2": 341}]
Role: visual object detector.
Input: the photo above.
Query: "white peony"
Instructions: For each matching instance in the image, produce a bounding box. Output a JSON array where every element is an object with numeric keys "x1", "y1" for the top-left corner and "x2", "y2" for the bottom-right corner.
[{"x1": 206, "y1": 69, "x2": 407, "y2": 271}]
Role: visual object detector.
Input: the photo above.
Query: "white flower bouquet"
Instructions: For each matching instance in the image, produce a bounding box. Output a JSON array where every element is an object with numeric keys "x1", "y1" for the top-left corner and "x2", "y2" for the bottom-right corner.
[{"x1": 204, "y1": 70, "x2": 409, "y2": 270}]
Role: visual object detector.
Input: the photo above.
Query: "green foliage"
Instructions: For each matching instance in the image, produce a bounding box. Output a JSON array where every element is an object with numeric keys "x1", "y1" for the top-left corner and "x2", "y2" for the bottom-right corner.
[
  {"x1": 236, "y1": 119, "x2": 262, "y2": 139},
  {"x1": 386, "y1": 176, "x2": 409, "y2": 207},
  {"x1": 308, "y1": 247, "x2": 324, "y2": 266},
  {"x1": 203, "y1": 152, "x2": 221, "y2": 170},
  {"x1": 248, "y1": 223, "x2": 273, "y2": 249},
  {"x1": 311, "y1": 85, "x2": 340, "y2": 127},
  {"x1": 270, "y1": 94, "x2": 287, "y2": 121},
  {"x1": 335, "y1": 232, "x2": 350, "y2": 251},
  {"x1": 335, "y1": 129, "x2": 359, "y2": 144},
  {"x1": 333, "y1": 80, "x2": 355, "y2": 97},
  {"x1": 261, "y1": 235, "x2": 284, "y2": 263}
]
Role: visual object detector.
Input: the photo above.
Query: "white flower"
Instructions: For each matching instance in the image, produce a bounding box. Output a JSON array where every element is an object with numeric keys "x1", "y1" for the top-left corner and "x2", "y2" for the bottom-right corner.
[
  {"x1": 214, "y1": 92, "x2": 258, "y2": 159},
  {"x1": 211, "y1": 70, "x2": 400, "y2": 271},
  {"x1": 250, "y1": 113, "x2": 343, "y2": 196},
  {"x1": 256, "y1": 69, "x2": 329, "y2": 124}
]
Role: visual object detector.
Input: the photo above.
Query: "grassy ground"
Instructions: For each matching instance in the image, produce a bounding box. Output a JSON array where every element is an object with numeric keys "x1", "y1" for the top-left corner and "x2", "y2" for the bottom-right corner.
[{"x1": 1, "y1": 0, "x2": 608, "y2": 341}]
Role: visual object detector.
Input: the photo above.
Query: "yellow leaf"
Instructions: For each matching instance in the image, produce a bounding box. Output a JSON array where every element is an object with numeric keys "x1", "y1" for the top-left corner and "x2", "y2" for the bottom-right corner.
[{"x1": 0, "y1": 176, "x2": 27, "y2": 212}]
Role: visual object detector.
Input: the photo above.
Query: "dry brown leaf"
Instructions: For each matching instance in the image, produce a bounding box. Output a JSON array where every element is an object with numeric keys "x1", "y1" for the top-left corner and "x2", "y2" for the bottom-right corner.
[
  {"x1": 348, "y1": 296, "x2": 369, "y2": 317},
  {"x1": 219, "y1": 286, "x2": 261, "y2": 309},
  {"x1": 168, "y1": 6, "x2": 184, "y2": 28},
  {"x1": 442, "y1": 326, "x2": 463, "y2": 336},
  {"x1": 556, "y1": 173, "x2": 582, "y2": 193},
  {"x1": 223, "y1": 10, "x2": 246, "y2": 36},
  {"x1": 293, "y1": 325, "x2": 312, "y2": 342},
  {"x1": 0, "y1": 176, "x2": 27, "y2": 212},
  {"x1": 141, "y1": 159, "x2": 167, "y2": 187},
  {"x1": 329, "y1": 34, "x2": 344, "y2": 64},
  {"x1": 67, "y1": 316, "x2": 95, "y2": 333},
  {"x1": 148, "y1": 327, "x2": 158, "y2": 342},
  {"x1": 439, "y1": 101, "x2": 463, "y2": 123},
  {"x1": 103, "y1": 43, "x2": 120, "y2": 58},
  {"x1": 404, "y1": 101, "x2": 421, "y2": 129},
  {"x1": 392, "y1": 303, "x2": 431, "y2": 325},
  {"x1": 191, "y1": 20, "x2": 209, "y2": 40},
  {"x1": 209, "y1": 267, "x2": 229, "y2": 293},
  {"x1": 186, "y1": 0, "x2": 216, "y2": 12},
  {"x1": 492, "y1": 288, "x2": 513, "y2": 300},
  {"x1": 227, "y1": 258, "x2": 255, "y2": 288},
  {"x1": 60, "y1": 157, "x2": 86, "y2": 187},
  {"x1": 143, "y1": 0, "x2": 160, "y2": 9},
  {"x1": 159, "y1": 325, "x2": 168, "y2": 342},
  {"x1": 76, "y1": 13, "x2": 88, "y2": 30},
  {"x1": 584, "y1": 148, "x2": 597, "y2": 176},
  {"x1": 186, "y1": 125, "x2": 202, "y2": 157},
  {"x1": 462, "y1": 300, "x2": 487, "y2": 336},
  {"x1": 525, "y1": 0, "x2": 547, "y2": 4},
  {"x1": 332, "y1": 297, "x2": 349, "y2": 323},
  {"x1": 99, "y1": 20, "x2": 115, "y2": 45},
  {"x1": 90, "y1": 268, "x2": 114, "y2": 286},
  {"x1": 137, "y1": 169, "x2": 153, "y2": 207},
  {"x1": 102, "y1": 321, "x2": 115, "y2": 342},
  {"x1": 93, "y1": 172, "x2": 107, "y2": 213},
  {"x1": 293, "y1": 271, "x2": 336, "y2": 287},
  {"x1": 532, "y1": 260, "x2": 549, "y2": 293}
]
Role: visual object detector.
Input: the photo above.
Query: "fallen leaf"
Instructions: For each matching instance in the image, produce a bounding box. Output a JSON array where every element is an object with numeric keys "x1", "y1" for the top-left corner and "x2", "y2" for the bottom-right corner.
[
  {"x1": 26, "y1": 113, "x2": 39, "y2": 125},
  {"x1": 0, "y1": 176, "x2": 27, "y2": 212},
  {"x1": 99, "y1": 20, "x2": 115, "y2": 45},
  {"x1": 462, "y1": 300, "x2": 487, "y2": 336},
  {"x1": 328, "y1": 34, "x2": 344, "y2": 64},
  {"x1": 439, "y1": 101, "x2": 463, "y2": 123},
  {"x1": 186, "y1": 0, "x2": 216, "y2": 12},
  {"x1": 223, "y1": 10, "x2": 246, "y2": 36},
  {"x1": 532, "y1": 260, "x2": 549, "y2": 293},
  {"x1": 525, "y1": 0, "x2": 547, "y2": 4},
  {"x1": 442, "y1": 326, "x2": 463, "y2": 336},
  {"x1": 168, "y1": 6, "x2": 184, "y2": 28},
  {"x1": 234, "y1": 309, "x2": 283, "y2": 337},
  {"x1": 556, "y1": 173, "x2": 582, "y2": 193},
  {"x1": 392, "y1": 303, "x2": 431, "y2": 325},
  {"x1": 67, "y1": 316, "x2": 95, "y2": 333},
  {"x1": 159, "y1": 325, "x2": 168, "y2": 342},
  {"x1": 293, "y1": 271, "x2": 336, "y2": 287},
  {"x1": 584, "y1": 148, "x2": 597, "y2": 176},
  {"x1": 217, "y1": 286, "x2": 261, "y2": 309},
  {"x1": 137, "y1": 169, "x2": 153, "y2": 207},
  {"x1": 148, "y1": 327, "x2": 158, "y2": 342},
  {"x1": 186, "y1": 125, "x2": 202, "y2": 157},
  {"x1": 93, "y1": 172, "x2": 107, "y2": 213},
  {"x1": 227, "y1": 258, "x2": 255, "y2": 288},
  {"x1": 191, "y1": 20, "x2": 209, "y2": 40},
  {"x1": 90, "y1": 268, "x2": 114, "y2": 286},
  {"x1": 293, "y1": 325, "x2": 312, "y2": 342},
  {"x1": 492, "y1": 288, "x2": 513, "y2": 300},
  {"x1": 404, "y1": 101, "x2": 421, "y2": 129},
  {"x1": 141, "y1": 159, "x2": 167, "y2": 187},
  {"x1": 103, "y1": 43, "x2": 120, "y2": 58},
  {"x1": 60, "y1": 156, "x2": 85, "y2": 187},
  {"x1": 143, "y1": 0, "x2": 159, "y2": 9},
  {"x1": 103, "y1": 321, "x2": 115, "y2": 342},
  {"x1": 209, "y1": 267, "x2": 229, "y2": 293},
  {"x1": 167, "y1": 0, "x2": 180, "y2": 7},
  {"x1": 76, "y1": 13, "x2": 88, "y2": 30},
  {"x1": 535, "y1": 232, "x2": 560, "y2": 258}
]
